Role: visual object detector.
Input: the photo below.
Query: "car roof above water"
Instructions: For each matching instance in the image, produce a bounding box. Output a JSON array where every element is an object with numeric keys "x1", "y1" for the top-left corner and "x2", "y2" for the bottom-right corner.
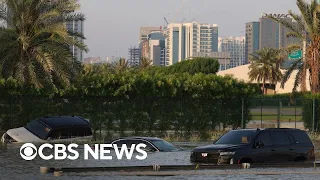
[
  {"x1": 118, "y1": 136, "x2": 162, "y2": 141},
  {"x1": 232, "y1": 128, "x2": 306, "y2": 132},
  {"x1": 35, "y1": 116, "x2": 91, "y2": 129},
  {"x1": 229, "y1": 128, "x2": 307, "y2": 135}
]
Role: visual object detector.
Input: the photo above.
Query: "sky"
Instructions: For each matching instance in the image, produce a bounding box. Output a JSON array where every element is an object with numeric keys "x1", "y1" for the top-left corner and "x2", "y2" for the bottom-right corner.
[{"x1": 78, "y1": 0, "x2": 300, "y2": 59}]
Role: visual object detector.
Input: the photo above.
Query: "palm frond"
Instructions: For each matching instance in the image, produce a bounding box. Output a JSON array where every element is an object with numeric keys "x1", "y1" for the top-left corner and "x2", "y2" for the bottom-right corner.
[
  {"x1": 0, "y1": 0, "x2": 87, "y2": 88},
  {"x1": 280, "y1": 59, "x2": 303, "y2": 88},
  {"x1": 292, "y1": 62, "x2": 304, "y2": 94}
]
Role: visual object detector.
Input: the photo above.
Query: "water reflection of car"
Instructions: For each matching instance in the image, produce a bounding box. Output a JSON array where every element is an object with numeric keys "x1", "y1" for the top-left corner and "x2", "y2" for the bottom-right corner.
[
  {"x1": 105, "y1": 137, "x2": 180, "y2": 152},
  {"x1": 190, "y1": 128, "x2": 315, "y2": 164},
  {"x1": 1, "y1": 116, "x2": 92, "y2": 144}
]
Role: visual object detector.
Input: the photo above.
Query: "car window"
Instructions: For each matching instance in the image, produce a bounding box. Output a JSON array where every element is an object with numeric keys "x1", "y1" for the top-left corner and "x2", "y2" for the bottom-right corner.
[
  {"x1": 25, "y1": 120, "x2": 51, "y2": 140},
  {"x1": 215, "y1": 131, "x2": 257, "y2": 145},
  {"x1": 48, "y1": 128, "x2": 72, "y2": 139},
  {"x1": 270, "y1": 131, "x2": 291, "y2": 145},
  {"x1": 255, "y1": 131, "x2": 272, "y2": 146},
  {"x1": 133, "y1": 140, "x2": 157, "y2": 151},
  {"x1": 150, "y1": 140, "x2": 176, "y2": 151},
  {"x1": 112, "y1": 139, "x2": 155, "y2": 150},
  {"x1": 71, "y1": 126, "x2": 92, "y2": 137},
  {"x1": 112, "y1": 140, "x2": 132, "y2": 147},
  {"x1": 291, "y1": 131, "x2": 312, "y2": 144},
  {"x1": 48, "y1": 126, "x2": 92, "y2": 140}
]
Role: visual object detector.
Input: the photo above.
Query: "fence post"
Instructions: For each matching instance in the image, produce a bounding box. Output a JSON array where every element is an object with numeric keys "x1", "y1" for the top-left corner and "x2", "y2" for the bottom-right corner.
[
  {"x1": 313, "y1": 98, "x2": 315, "y2": 132},
  {"x1": 260, "y1": 99, "x2": 263, "y2": 128},
  {"x1": 241, "y1": 98, "x2": 245, "y2": 129},
  {"x1": 277, "y1": 100, "x2": 281, "y2": 128},
  {"x1": 294, "y1": 105, "x2": 297, "y2": 129}
]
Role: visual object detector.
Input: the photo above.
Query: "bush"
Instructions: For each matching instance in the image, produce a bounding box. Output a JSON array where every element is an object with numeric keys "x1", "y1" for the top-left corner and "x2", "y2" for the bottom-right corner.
[
  {"x1": 301, "y1": 94, "x2": 320, "y2": 131},
  {"x1": 0, "y1": 71, "x2": 259, "y2": 138},
  {"x1": 144, "y1": 57, "x2": 220, "y2": 75}
]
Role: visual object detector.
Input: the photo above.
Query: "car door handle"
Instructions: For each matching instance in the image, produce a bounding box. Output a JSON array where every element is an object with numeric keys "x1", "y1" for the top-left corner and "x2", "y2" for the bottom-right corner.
[
  {"x1": 289, "y1": 148, "x2": 294, "y2": 151},
  {"x1": 271, "y1": 149, "x2": 276, "y2": 151}
]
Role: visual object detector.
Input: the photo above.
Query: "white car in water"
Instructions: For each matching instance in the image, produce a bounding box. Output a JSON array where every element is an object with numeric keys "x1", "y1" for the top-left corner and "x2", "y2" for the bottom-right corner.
[{"x1": 1, "y1": 116, "x2": 93, "y2": 144}]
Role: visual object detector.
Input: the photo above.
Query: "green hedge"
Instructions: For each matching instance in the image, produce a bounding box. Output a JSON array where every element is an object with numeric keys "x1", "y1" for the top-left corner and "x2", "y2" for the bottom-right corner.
[
  {"x1": 144, "y1": 57, "x2": 220, "y2": 75},
  {"x1": 0, "y1": 72, "x2": 259, "y2": 139},
  {"x1": 300, "y1": 94, "x2": 320, "y2": 131}
]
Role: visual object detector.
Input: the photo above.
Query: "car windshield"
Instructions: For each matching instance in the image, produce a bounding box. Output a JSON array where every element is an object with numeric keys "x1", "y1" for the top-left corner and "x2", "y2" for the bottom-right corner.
[
  {"x1": 150, "y1": 140, "x2": 177, "y2": 151},
  {"x1": 214, "y1": 130, "x2": 257, "y2": 145},
  {"x1": 25, "y1": 120, "x2": 51, "y2": 140}
]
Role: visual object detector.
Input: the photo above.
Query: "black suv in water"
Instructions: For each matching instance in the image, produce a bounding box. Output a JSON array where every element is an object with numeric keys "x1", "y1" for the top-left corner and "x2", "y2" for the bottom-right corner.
[{"x1": 190, "y1": 128, "x2": 315, "y2": 164}]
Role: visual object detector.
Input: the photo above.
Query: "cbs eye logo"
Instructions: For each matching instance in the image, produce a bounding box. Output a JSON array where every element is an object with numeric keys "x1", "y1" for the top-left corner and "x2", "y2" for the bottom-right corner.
[{"x1": 20, "y1": 143, "x2": 37, "y2": 160}]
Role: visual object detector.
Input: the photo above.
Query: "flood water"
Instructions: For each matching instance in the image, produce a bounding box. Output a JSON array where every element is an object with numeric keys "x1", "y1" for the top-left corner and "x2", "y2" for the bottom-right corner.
[{"x1": 1, "y1": 142, "x2": 320, "y2": 180}]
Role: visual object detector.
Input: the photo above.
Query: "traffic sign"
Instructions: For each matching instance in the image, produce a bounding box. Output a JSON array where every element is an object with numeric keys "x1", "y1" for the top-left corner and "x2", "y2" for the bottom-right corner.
[{"x1": 288, "y1": 50, "x2": 302, "y2": 60}]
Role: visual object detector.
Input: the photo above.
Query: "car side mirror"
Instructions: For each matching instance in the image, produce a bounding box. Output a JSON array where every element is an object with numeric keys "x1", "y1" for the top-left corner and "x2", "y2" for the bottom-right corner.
[{"x1": 255, "y1": 141, "x2": 264, "y2": 148}]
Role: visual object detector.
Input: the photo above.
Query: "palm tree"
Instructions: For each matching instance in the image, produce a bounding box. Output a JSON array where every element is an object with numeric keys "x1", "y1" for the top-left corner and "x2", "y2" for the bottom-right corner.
[
  {"x1": 269, "y1": 0, "x2": 320, "y2": 94},
  {"x1": 276, "y1": 44, "x2": 307, "y2": 93},
  {"x1": 112, "y1": 58, "x2": 129, "y2": 73},
  {"x1": 139, "y1": 57, "x2": 153, "y2": 70},
  {"x1": 248, "y1": 48, "x2": 284, "y2": 94},
  {"x1": 82, "y1": 63, "x2": 112, "y2": 77},
  {"x1": 0, "y1": 0, "x2": 88, "y2": 89}
]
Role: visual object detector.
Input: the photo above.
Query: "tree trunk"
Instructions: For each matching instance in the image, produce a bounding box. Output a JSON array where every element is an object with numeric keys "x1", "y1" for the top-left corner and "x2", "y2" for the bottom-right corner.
[
  {"x1": 300, "y1": 62, "x2": 307, "y2": 92},
  {"x1": 309, "y1": 46, "x2": 320, "y2": 94}
]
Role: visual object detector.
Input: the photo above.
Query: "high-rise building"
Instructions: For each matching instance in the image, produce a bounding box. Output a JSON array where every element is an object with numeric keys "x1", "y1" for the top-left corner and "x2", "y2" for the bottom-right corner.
[
  {"x1": 139, "y1": 27, "x2": 164, "y2": 43},
  {"x1": 128, "y1": 46, "x2": 140, "y2": 66},
  {"x1": 165, "y1": 22, "x2": 219, "y2": 66},
  {"x1": 66, "y1": 20, "x2": 84, "y2": 62},
  {"x1": 140, "y1": 32, "x2": 166, "y2": 66},
  {"x1": 218, "y1": 36, "x2": 246, "y2": 69},
  {"x1": 245, "y1": 22, "x2": 260, "y2": 63},
  {"x1": 245, "y1": 15, "x2": 300, "y2": 63},
  {"x1": 193, "y1": 52, "x2": 231, "y2": 71},
  {"x1": 259, "y1": 16, "x2": 298, "y2": 49}
]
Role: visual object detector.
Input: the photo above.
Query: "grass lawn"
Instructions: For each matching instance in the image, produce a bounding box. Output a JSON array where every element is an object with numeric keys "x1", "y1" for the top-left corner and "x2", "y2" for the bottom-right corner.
[{"x1": 251, "y1": 115, "x2": 302, "y2": 121}]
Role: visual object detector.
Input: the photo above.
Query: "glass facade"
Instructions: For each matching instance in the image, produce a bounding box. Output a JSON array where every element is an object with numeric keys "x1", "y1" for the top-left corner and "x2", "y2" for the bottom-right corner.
[
  {"x1": 66, "y1": 20, "x2": 84, "y2": 62},
  {"x1": 172, "y1": 31, "x2": 179, "y2": 64}
]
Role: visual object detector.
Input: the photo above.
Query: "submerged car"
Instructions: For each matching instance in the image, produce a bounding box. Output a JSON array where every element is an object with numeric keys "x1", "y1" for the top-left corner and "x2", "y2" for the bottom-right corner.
[
  {"x1": 1, "y1": 116, "x2": 92, "y2": 143},
  {"x1": 106, "y1": 137, "x2": 180, "y2": 152},
  {"x1": 190, "y1": 128, "x2": 315, "y2": 164}
]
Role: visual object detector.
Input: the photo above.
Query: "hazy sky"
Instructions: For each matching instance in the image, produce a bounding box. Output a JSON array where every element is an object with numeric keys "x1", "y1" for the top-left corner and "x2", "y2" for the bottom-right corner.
[{"x1": 78, "y1": 0, "x2": 300, "y2": 59}]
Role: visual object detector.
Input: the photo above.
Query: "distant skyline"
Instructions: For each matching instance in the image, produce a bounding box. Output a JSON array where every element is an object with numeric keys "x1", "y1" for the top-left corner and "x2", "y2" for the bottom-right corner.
[{"x1": 79, "y1": 0, "x2": 300, "y2": 59}]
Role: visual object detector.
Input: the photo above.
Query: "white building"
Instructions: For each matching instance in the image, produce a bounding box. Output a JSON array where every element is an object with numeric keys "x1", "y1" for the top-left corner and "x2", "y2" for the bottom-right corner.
[
  {"x1": 165, "y1": 22, "x2": 219, "y2": 66},
  {"x1": 218, "y1": 36, "x2": 246, "y2": 70},
  {"x1": 66, "y1": 20, "x2": 84, "y2": 62}
]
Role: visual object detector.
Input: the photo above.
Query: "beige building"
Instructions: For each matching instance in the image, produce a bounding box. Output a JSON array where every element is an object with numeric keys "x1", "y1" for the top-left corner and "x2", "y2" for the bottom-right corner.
[
  {"x1": 139, "y1": 27, "x2": 164, "y2": 43},
  {"x1": 217, "y1": 64, "x2": 310, "y2": 94},
  {"x1": 141, "y1": 40, "x2": 150, "y2": 59}
]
